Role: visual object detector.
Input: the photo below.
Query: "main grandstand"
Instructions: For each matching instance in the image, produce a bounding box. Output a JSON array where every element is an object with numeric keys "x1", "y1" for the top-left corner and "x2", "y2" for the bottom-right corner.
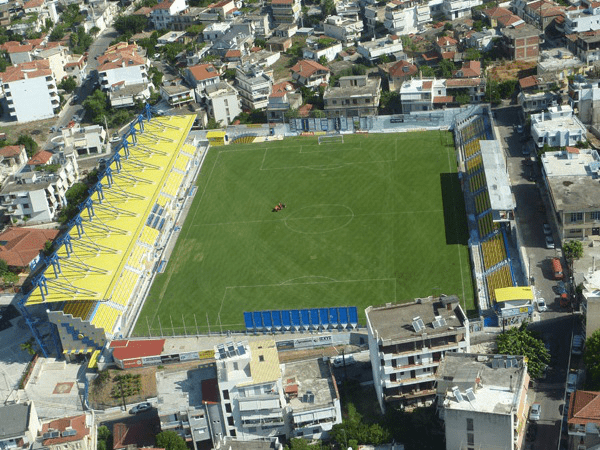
[
  {"x1": 18, "y1": 107, "x2": 204, "y2": 361},
  {"x1": 453, "y1": 113, "x2": 522, "y2": 321}
]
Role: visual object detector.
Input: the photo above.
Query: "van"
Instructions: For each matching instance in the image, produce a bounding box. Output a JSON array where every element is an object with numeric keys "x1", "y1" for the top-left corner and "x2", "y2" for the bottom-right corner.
[
  {"x1": 552, "y1": 258, "x2": 563, "y2": 280},
  {"x1": 331, "y1": 354, "x2": 355, "y2": 367}
]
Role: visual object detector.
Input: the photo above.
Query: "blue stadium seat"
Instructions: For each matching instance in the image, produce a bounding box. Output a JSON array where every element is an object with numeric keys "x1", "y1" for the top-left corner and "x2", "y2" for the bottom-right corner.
[
  {"x1": 244, "y1": 312, "x2": 254, "y2": 331},
  {"x1": 281, "y1": 311, "x2": 291, "y2": 330},
  {"x1": 310, "y1": 309, "x2": 320, "y2": 329},
  {"x1": 291, "y1": 310, "x2": 301, "y2": 329},
  {"x1": 329, "y1": 307, "x2": 339, "y2": 326},
  {"x1": 339, "y1": 307, "x2": 348, "y2": 327},
  {"x1": 271, "y1": 310, "x2": 282, "y2": 330},
  {"x1": 253, "y1": 311, "x2": 263, "y2": 331},
  {"x1": 262, "y1": 311, "x2": 272, "y2": 330},
  {"x1": 319, "y1": 308, "x2": 329, "y2": 328},
  {"x1": 349, "y1": 307, "x2": 358, "y2": 325}
]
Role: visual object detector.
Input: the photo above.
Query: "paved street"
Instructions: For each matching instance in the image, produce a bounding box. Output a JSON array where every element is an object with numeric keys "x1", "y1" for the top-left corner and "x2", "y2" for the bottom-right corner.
[{"x1": 494, "y1": 106, "x2": 577, "y2": 450}]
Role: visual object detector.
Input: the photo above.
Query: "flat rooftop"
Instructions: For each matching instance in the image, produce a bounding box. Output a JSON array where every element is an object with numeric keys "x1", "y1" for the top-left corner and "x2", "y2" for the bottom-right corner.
[
  {"x1": 245, "y1": 339, "x2": 281, "y2": 386},
  {"x1": 533, "y1": 115, "x2": 585, "y2": 134},
  {"x1": 480, "y1": 140, "x2": 515, "y2": 212},
  {"x1": 437, "y1": 353, "x2": 526, "y2": 415},
  {"x1": 541, "y1": 149, "x2": 599, "y2": 177},
  {"x1": 366, "y1": 295, "x2": 465, "y2": 344},
  {"x1": 283, "y1": 358, "x2": 338, "y2": 412}
]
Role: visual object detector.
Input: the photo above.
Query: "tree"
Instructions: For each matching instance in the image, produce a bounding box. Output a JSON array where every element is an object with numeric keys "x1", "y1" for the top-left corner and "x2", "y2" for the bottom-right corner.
[
  {"x1": 16, "y1": 135, "x2": 38, "y2": 157},
  {"x1": 90, "y1": 26, "x2": 101, "y2": 37},
  {"x1": 485, "y1": 80, "x2": 501, "y2": 104},
  {"x1": 436, "y1": 58, "x2": 455, "y2": 78},
  {"x1": 83, "y1": 89, "x2": 109, "y2": 123},
  {"x1": 464, "y1": 47, "x2": 481, "y2": 61},
  {"x1": 420, "y1": 65, "x2": 435, "y2": 77},
  {"x1": 318, "y1": 55, "x2": 328, "y2": 65},
  {"x1": 155, "y1": 431, "x2": 188, "y2": 450},
  {"x1": 113, "y1": 15, "x2": 148, "y2": 35},
  {"x1": 498, "y1": 79, "x2": 517, "y2": 100},
  {"x1": 58, "y1": 77, "x2": 77, "y2": 93},
  {"x1": 584, "y1": 330, "x2": 600, "y2": 389},
  {"x1": 496, "y1": 322, "x2": 550, "y2": 379},
  {"x1": 186, "y1": 24, "x2": 205, "y2": 36},
  {"x1": 379, "y1": 90, "x2": 401, "y2": 114},
  {"x1": 564, "y1": 240, "x2": 584, "y2": 264},
  {"x1": 20, "y1": 338, "x2": 36, "y2": 356},
  {"x1": 97, "y1": 425, "x2": 112, "y2": 450},
  {"x1": 321, "y1": 0, "x2": 335, "y2": 16}
]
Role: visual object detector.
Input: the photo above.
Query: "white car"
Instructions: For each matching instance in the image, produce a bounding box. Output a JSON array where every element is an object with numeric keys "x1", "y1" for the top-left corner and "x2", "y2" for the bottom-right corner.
[
  {"x1": 545, "y1": 235, "x2": 555, "y2": 249},
  {"x1": 536, "y1": 298, "x2": 547, "y2": 312},
  {"x1": 543, "y1": 223, "x2": 552, "y2": 235},
  {"x1": 129, "y1": 402, "x2": 152, "y2": 414},
  {"x1": 530, "y1": 403, "x2": 541, "y2": 421}
]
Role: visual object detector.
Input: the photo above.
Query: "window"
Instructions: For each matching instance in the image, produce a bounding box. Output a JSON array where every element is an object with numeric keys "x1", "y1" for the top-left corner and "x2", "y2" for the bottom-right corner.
[
  {"x1": 228, "y1": 416, "x2": 235, "y2": 426},
  {"x1": 23, "y1": 203, "x2": 29, "y2": 209},
  {"x1": 259, "y1": 355, "x2": 265, "y2": 362},
  {"x1": 233, "y1": 362, "x2": 239, "y2": 370},
  {"x1": 225, "y1": 403, "x2": 232, "y2": 413},
  {"x1": 571, "y1": 212, "x2": 583, "y2": 222},
  {"x1": 366, "y1": 98, "x2": 370, "y2": 103},
  {"x1": 222, "y1": 390, "x2": 230, "y2": 400},
  {"x1": 353, "y1": 99, "x2": 358, "y2": 104},
  {"x1": 591, "y1": 211, "x2": 600, "y2": 220},
  {"x1": 467, "y1": 433, "x2": 474, "y2": 446},
  {"x1": 467, "y1": 418, "x2": 474, "y2": 431}
]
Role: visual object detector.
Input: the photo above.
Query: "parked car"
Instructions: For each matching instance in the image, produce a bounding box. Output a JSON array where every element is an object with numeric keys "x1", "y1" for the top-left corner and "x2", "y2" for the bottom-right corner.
[
  {"x1": 129, "y1": 402, "x2": 152, "y2": 414},
  {"x1": 567, "y1": 373, "x2": 578, "y2": 393},
  {"x1": 331, "y1": 354, "x2": 355, "y2": 367},
  {"x1": 536, "y1": 298, "x2": 547, "y2": 312},
  {"x1": 517, "y1": 124, "x2": 524, "y2": 134},
  {"x1": 70, "y1": 96, "x2": 78, "y2": 105},
  {"x1": 545, "y1": 235, "x2": 555, "y2": 249},
  {"x1": 543, "y1": 223, "x2": 552, "y2": 235},
  {"x1": 572, "y1": 335, "x2": 584, "y2": 356},
  {"x1": 530, "y1": 403, "x2": 541, "y2": 421}
]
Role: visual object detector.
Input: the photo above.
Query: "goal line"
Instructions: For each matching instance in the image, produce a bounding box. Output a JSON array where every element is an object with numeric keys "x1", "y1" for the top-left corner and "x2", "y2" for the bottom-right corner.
[{"x1": 318, "y1": 134, "x2": 344, "y2": 145}]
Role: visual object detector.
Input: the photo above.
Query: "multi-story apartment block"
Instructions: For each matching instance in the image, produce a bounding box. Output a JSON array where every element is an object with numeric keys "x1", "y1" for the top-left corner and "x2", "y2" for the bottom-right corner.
[
  {"x1": 302, "y1": 37, "x2": 343, "y2": 62},
  {"x1": 567, "y1": 390, "x2": 600, "y2": 449},
  {"x1": 356, "y1": 34, "x2": 404, "y2": 62},
  {"x1": 323, "y1": 15, "x2": 363, "y2": 45},
  {"x1": 387, "y1": 60, "x2": 418, "y2": 91},
  {"x1": 0, "y1": 402, "x2": 41, "y2": 450},
  {"x1": 149, "y1": 0, "x2": 188, "y2": 30},
  {"x1": 364, "y1": 4, "x2": 385, "y2": 35},
  {"x1": 558, "y1": 0, "x2": 600, "y2": 34},
  {"x1": 185, "y1": 63, "x2": 220, "y2": 99},
  {"x1": 565, "y1": 30, "x2": 600, "y2": 65},
  {"x1": 518, "y1": 75, "x2": 559, "y2": 113},
  {"x1": 235, "y1": 65, "x2": 273, "y2": 110},
  {"x1": 216, "y1": 340, "x2": 287, "y2": 441},
  {"x1": 55, "y1": 124, "x2": 108, "y2": 157},
  {"x1": 400, "y1": 78, "x2": 446, "y2": 113},
  {"x1": 0, "y1": 151, "x2": 78, "y2": 224},
  {"x1": 245, "y1": 14, "x2": 271, "y2": 38},
  {"x1": 323, "y1": 75, "x2": 381, "y2": 117},
  {"x1": 513, "y1": 0, "x2": 564, "y2": 31},
  {"x1": 283, "y1": 359, "x2": 342, "y2": 439},
  {"x1": 170, "y1": 6, "x2": 203, "y2": 31},
  {"x1": 569, "y1": 77, "x2": 600, "y2": 125},
  {"x1": 271, "y1": 0, "x2": 301, "y2": 25},
  {"x1": 366, "y1": 295, "x2": 470, "y2": 412},
  {"x1": 39, "y1": 413, "x2": 95, "y2": 450},
  {"x1": 203, "y1": 22, "x2": 232, "y2": 42},
  {"x1": 531, "y1": 104, "x2": 586, "y2": 148},
  {"x1": 436, "y1": 353, "x2": 530, "y2": 450},
  {"x1": 204, "y1": 81, "x2": 242, "y2": 126},
  {"x1": 500, "y1": 23, "x2": 540, "y2": 60},
  {"x1": 383, "y1": 2, "x2": 431, "y2": 35},
  {"x1": 541, "y1": 148, "x2": 600, "y2": 241},
  {"x1": 441, "y1": 0, "x2": 482, "y2": 19},
  {"x1": 97, "y1": 43, "x2": 150, "y2": 94},
  {"x1": 290, "y1": 60, "x2": 330, "y2": 89},
  {"x1": 537, "y1": 48, "x2": 585, "y2": 89},
  {"x1": 1, "y1": 59, "x2": 59, "y2": 122},
  {"x1": 267, "y1": 81, "x2": 302, "y2": 123},
  {"x1": 160, "y1": 82, "x2": 195, "y2": 107}
]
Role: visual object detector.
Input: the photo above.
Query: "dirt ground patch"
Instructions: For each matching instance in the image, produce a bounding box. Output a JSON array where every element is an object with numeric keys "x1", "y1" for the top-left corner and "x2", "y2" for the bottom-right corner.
[
  {"x1": 488, "y1": 60, "x2": 537, "y2": 82},
  {"x1": 0, "y1": 117, "x2": 55, "y2": 149},
  {"x1": 89, "y1": 367, "x2": 157, "y2": 409}
]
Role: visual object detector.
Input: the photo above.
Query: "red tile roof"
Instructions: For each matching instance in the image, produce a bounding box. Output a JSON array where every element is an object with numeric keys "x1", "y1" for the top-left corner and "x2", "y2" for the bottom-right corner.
[
  {"x1": 0, "y1": 227, "x2": 59, "y2": 267},
  {"x1": 0, "y1": 41, "x2": 22, "y2": 52},
  {"x1": 569, "y1": 391, "x2": 600, "y2": 425},
  {"x1": 23, "y1": 0, "x2": 44, "y2": 9},
  {"x1": 151, "y1": 0, "x2": 174, "y2": 10},
  {"x1": 0, "y1": 145, "x2": 24, "y2": 158},
  {"x1": 446, "y1": 78, "x2": 482, "y2": 87},
  {"x1": 27, "y1": 150, "x2": 53, "y2": 165},
  {"x1": 453, "y1": 60, "x2": 481, "y2": 78},
  {"x1": 225, "y1": 49, "x2": 241, "y2": 58},
  {"x1": 41, "y1": 415, "x2": 89, "y2": 446},
  {"x1": 389, "y1": 60, "x2": 418, "y2": 78},
  {"x1": 110, "y1": 339, "x2": 166, "y2": 361},
  {"x1": 97, "y1": 44, "x2": 146, "y2": 72},
  {"x1": 433, "y1": 95, "x2": 454, "y2": 103},
  {"x1": 437, "y1": 36, "x2": 458, "y2": 47},
  {"x1": 272, "y1": 0, "x2": 293, "y2": 4},
  {"x1": 298, "y1": 103, "x2": 313, "y2": 117},
  {"x1": 422, "y1": 80, "x2": 433, "y2": 89},
  {"x1": 188, "y1": 63, "x2": 219, "y2": 81},
  {"x1": 497, "y1": 14, "x2": 524, "y2": 27},
  {"x1": 7, "y1": 44, "x2": 33, "y2": 54},
  {"x1": 290, "y1": 59, "x2": 329, "y2": 78},
  {"x1": 441, "y1": 51, "x2": 455, "y2": 60},
  {"x1": 2, "y1": 60, "x2": 52, "y2": 83},
  {"x1": 519, "y1": 75, "x2": 539, "y2": 89},
  {"x1": 421, "y1": 50, "x2": 440, "y2": 62},
  {"x1": 113, "y1": 422, "x2": 156, "y2": 450},
  {"x1": 482, "y1": 6, "x2": 513, "y2": 18},
  {"x1": 566, "y1": 146, "x2": 580, "y2": 154},
  {"x1": 133, "y1": 6, "x2": 153, "y2": 15}
]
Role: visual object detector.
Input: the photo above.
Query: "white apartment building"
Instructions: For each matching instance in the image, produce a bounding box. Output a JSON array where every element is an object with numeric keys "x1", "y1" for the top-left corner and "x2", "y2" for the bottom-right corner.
[
  {"x1": 323, "y1": 15, "x2": 363, "y2": 45},
  {"x1": 0, "y1": 145, "x2": 28, "y2": 184},
  {"x1": 39, "y1": 413, "x2": 96, "y2": 450},
  {"x1": 561, "y1": 0, "x2": 600, "y2": 34},
  {"x1": 235, "y1": 65, "x2": 273, "y2": 110},
  {"x1": 0, "y1": 151, "x2": 78, "y2": 224},
  {"x1": 282, "y1": 359, "x2": 342, "y2": 439},
  {"x1": 437, "y1": 353, "x2": 530, "y2": 450},
  {"x1": 97, "y1": 43, "x2": 150, "y2": 93},
  {"x1": 399, "y1": 78, "x2": 447, "y2": 113},
  {"x1": 53, "y1": 124, "x2": 108, "y2": 157},
  {"x1": 364, "y1": 4, "x2": 385, "y2": 35},
  {"x1": 357, "y1": 34, "x2": 404, "y2": 62},
  {"x1": 384, "y1": 2, "x2": 431, "y2": 35},
  {"x1": 32, "y1": 45, "x2": 68, "y2": 82},
  {"x1": 216, "y1": 340, "x2": 288, "y2": 441},
  {"x1": 271, "y1": 0, "x2": 301, "y2": 25},
  {"x1": 365, "y1": 295, "x2": 470, "y2": 413},
  {"x1": 204, "y1": 81, "x2": 241, "y2": 126},
  {"x1": 441, "y1": 0, "x2": 481, "y2": 19},
  {"x1": 0, "y1": 402, "x2": 41, "y2": 450},
  {"x1": 302, "y1": 38, "x2": 343, "y2": 62},
  {"x1": 203, "y1": 22, "x2": 231, "y2": 42},
  {"x1": 531, "y1": 104, "x2": 587, "y2": 148},
  {"x1": 569, "y1": 77, "x2": 600, "y2": 125},
  {"x1": 1, "y1": 59, "x2": 59, "y2": 122},
  {"x1": 149, "y1": 0, "x2": 188, "y2": 30}
]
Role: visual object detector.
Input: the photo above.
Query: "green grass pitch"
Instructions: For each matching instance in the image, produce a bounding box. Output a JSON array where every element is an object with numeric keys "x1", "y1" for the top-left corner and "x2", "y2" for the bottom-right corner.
[{"x1": 133, "y1": 131, "x2": 474, "y2": 336}]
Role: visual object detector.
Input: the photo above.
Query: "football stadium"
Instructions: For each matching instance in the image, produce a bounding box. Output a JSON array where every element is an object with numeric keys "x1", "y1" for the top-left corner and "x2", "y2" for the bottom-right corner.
[{"x1": 17, "y1": 104, "x2": 522, "y2": 359}]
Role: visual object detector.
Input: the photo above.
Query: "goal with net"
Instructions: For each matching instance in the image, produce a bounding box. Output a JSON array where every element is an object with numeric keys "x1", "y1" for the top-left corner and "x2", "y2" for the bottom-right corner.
[{"x1": 318, "y1": 134, "x2": 344, "y2": 145}]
